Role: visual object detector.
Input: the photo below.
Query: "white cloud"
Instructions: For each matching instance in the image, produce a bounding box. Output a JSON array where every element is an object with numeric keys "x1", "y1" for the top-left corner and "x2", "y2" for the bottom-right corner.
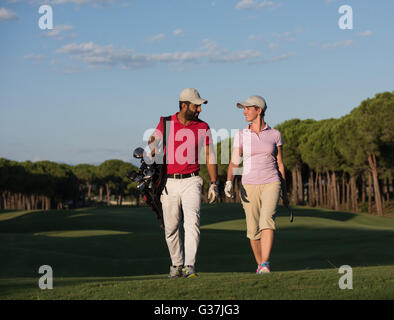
[
  {"x1": 321, "y1": 39, "x2": 354, "y2": 49},
  {"x1": 295, "y1": 27, "x2": 306, "y2": 34},
  {"x1": 358, "y1": 30, "x2": 373, "y2": 37},
  {"x1": 23, "y1": 53, "x2": 45, "y2": 64},
  {"x1": 146, "y1": 33, "x2": 166, "y2": 43},
  {"x1": 173, "y1": 29, "x2": 184, "y2": 37},
  {"x1": 249, "y1": 52, "x2": 295, "y2": 65},
  {"x1": 210, "y1": 50, "x2": 261, "y2": 63},
  {"x1": 48, "y1": 0, "x2": 117, "y2": 5},
  {"x1": 4, "y1": 0, "x2": 117, "y2": 6},
  {"x1": 23, "y1": 53, "x2": 45, "y2": 60},
  {"x1": 269, "y1": 52, "x2": 295, "y2": 62},
  {"x1": 56, "y1": 40, "x2": 269, "y2": 70},
  {"x1": 248, "y1": 33, "x2": 264, "y2": 40},
  {"x1": 272, "y1": 31, "x2": 296, "y2": 42},
  {"x1": 56, "y1": 38, "x2": 296, "y2": 71},
  {"x1": 0, "y1": 7, "x2": 18, "y2": 21},
  {"x1": 236, "y1": 0, "x2": 282, "y2": 10},
  {"x1": 53, "y1": 65, "x2": 81, "y2": 74},
  {"x1": 44, "y1": 24, "x2": 74, "y2": 40}
]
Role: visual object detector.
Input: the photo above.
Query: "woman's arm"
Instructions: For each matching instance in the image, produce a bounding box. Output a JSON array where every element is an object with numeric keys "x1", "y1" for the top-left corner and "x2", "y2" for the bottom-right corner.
[
  {"x1": 277, "y1": 145, "x2": 289, "y2": 205},
  {"x1": 227, "y1": 147, "x2": 242, "y2": 181},
  {"x1": 276, "y1": 146, "x2": 286, "y2": 181}
]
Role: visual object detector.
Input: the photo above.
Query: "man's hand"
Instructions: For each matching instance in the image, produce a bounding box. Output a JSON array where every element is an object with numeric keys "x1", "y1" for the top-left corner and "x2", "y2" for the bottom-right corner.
[
  {"x1": 224, "y1": 181, "x2": 233, "y2": 198},
  {"x1": 208, "y1": 182, "x2": 219, "y2": 204}
]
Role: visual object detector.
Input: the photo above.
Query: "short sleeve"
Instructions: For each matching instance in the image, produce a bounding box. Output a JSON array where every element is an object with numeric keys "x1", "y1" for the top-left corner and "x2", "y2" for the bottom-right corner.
[
  {"x1": 276, "y1": 131, "x2": 283, "y2": 147},
  {"x1": 204, "y1": 124, "x2": 212, "y2": 146},
  {"x1": 233, "y1": 130, "x2": 243, "y2": 149}
]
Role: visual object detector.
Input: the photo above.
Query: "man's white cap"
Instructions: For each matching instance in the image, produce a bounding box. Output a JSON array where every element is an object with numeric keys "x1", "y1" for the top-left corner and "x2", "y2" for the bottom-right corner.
[
  {"x1": 179, "y1": 88, "x2": 208, "y2": 105},
  {"x1": 237, "y1": 95, "x2": 267, "y2": 113}
]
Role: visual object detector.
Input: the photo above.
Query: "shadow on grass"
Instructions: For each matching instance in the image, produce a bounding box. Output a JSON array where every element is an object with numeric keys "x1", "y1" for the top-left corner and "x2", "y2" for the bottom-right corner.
[
  {"x1": 0, "y1": 204, "x2": 393, "y2": 279},
  {"x1": 276, "y1": 206, "x2": 358, "y2": 222}
]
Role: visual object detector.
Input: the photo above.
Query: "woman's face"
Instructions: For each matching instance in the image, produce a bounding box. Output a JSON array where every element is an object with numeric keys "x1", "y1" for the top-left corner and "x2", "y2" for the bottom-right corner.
[{"x1": 243, "y1": 106, "x2": 261, "y2": 122}]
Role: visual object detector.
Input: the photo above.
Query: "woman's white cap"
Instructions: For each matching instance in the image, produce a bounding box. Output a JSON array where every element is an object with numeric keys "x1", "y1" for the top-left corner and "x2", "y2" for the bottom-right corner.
[{"x1": 237, "y1": 95, "x2": 267, "y2": 112}]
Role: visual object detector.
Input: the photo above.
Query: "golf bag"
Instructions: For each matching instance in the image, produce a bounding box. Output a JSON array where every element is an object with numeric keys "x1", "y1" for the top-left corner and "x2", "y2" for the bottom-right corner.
[{"x1": 127, "y1": 116, "x2": 171, "y2": 229}]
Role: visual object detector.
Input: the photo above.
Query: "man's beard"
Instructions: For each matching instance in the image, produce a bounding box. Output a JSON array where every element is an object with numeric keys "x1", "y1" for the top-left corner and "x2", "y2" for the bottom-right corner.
[{"x1": 185, "y1": 108, "x2": 199, "y2": 121}]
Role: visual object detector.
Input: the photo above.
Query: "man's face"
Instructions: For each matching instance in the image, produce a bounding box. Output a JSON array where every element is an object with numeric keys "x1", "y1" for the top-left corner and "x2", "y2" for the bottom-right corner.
[{"x1": 184, "y1": 102, "x2": 202, "y2": 121}]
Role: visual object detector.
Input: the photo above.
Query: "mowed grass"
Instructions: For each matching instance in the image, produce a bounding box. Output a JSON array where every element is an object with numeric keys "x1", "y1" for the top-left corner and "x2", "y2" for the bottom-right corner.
[{"x1": 0, "y1": 204, "x2": 393, "y2": 300}]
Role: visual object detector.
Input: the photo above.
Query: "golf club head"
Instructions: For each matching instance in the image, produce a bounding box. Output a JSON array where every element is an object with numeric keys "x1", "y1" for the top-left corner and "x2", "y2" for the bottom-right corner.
[
  {"x1": 143, "y1": 168, "x2": 155, "y2": 179},
  {"x1": 126, "y1": 170, "x2": 138, "y2": 180},
  {"x1": 137, "y1": 182, "x2": 146, "y2": 191},
  {"x1": 133, "y1": 147, "x2": 145, "y2": 159}
]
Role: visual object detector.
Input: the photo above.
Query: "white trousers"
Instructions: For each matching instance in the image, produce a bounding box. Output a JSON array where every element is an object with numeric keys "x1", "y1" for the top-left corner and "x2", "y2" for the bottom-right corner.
[{"x1": 160, "y1": 175, "x2": 203, "y2": 267}]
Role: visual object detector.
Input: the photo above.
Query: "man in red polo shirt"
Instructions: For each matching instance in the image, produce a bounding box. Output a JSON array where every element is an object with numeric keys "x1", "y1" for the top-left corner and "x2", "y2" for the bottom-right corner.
[{"x1": 148, "y1": 88, "x2": 218, "y2": 278}]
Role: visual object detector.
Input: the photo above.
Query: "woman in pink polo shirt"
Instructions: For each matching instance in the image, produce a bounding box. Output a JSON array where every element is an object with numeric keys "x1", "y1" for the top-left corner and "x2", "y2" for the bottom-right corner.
[{"x1": 225, "y1": 95, "x2": 287, "y2": 274}]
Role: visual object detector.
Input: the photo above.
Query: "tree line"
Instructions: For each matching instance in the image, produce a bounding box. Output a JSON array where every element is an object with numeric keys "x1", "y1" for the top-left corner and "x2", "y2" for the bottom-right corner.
[
  {"x1": 0, "y1": 159, "x2": 139, "y2": 211},
  {"x1": 199, "y1": 91, "x2": 393, "y2": 216},
  {"x1": 1, "y1": 91, "x2": 393, "y2": 215}
]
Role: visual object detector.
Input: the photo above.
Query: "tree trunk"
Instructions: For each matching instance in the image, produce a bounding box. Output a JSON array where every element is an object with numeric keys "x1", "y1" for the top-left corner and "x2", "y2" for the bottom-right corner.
[
  {"x1": 367, "y1": 151, "x2": 383, "y2": 216},
  {"x1": 368, "y1": 172, "x2": 372, "y2": 214},
  {"x1": 386, "y1": 177, "x2": 390, "y2": 202},
  {"x1": 318, "y1": 173, "x2": 323, "y2": 207},
  {"x1": 341, "y1": 174, "x2": 345, "y2": 209},
  {"x1": 291, "y1": 170, "x2": 297, "y2": 205},
  {"x1": 322, "y1": 173, "x2": 327, "y2": 208},
  {"x1": 326, "y1": 171, "x2": 332, "y2": 209},
  {"x1": 2, "y1": 192, "x2": 7, "y2": 210},
  {"x1": 332, "y1": 171, "x2": 339, "y2": 211},
  {"x1": 99, "y1": 186, "x2": 104, "y2": 202},
  {"x1": 361, "y1": 175, "x2": 366, "y2": 206},
  {"x1": 346, "y1": 181, "x2": 350, "y2": 211},
  {"x1": 297, "y1": 166, "x2": 303, "y2": 204},
  {"x1": 350, "y1": 176, "x2": 358, "y2": 212},
  {"x1": 26, "y1": 195, "x2": 31, "y2": 210},
  {"x1": 88, "y1": 185, "x2": 92, "y2": 201},
  {"x1": 106, "y1": 184, "x2": 111, "y2": 206},
  {"x1": 308, "y1": 170, "x2": 314, "y2": 206}
]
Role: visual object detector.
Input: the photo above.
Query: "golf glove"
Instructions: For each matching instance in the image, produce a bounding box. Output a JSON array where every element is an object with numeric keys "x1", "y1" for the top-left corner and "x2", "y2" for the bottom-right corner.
[
  {"x1": 208, "y1": 183, "x2": 219, "y2": 204},
  {"x1": 224, "y1": 181, "x2": 233, "y2": 198}
]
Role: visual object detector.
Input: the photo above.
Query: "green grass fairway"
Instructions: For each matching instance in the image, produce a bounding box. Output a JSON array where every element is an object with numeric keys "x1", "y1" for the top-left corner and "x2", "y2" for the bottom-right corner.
[{"x1": 1, "y1": 204, "x2": 393, "y2": 300}]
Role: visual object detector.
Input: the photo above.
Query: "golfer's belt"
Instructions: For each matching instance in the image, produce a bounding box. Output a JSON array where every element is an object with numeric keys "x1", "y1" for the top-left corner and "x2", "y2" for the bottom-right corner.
[{"x1": 167, "y1": 171, "x2": 199, "y2": 179}]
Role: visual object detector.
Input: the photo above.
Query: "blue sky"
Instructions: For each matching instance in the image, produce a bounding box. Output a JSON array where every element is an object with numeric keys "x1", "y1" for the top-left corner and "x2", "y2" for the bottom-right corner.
[{"x1": 1, "y1": 0, "x2": 393, "y2": 165}]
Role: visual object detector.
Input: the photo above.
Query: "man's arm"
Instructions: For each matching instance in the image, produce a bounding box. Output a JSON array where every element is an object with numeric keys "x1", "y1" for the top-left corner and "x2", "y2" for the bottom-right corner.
[{"x1": 148, "y1": 134, "x2": 160, "y2": 158}]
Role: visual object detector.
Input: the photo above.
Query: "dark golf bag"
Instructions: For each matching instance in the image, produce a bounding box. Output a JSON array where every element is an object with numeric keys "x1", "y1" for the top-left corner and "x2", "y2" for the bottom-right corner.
[{"x1": 127, "y1": 116, "x2": 170, "y2": 229}]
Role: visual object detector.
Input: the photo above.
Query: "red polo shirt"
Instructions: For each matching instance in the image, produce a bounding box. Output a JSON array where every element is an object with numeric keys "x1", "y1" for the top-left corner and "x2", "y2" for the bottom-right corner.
[{"x1": 155, "y1": 112, "x2": 211, "y2": 174}]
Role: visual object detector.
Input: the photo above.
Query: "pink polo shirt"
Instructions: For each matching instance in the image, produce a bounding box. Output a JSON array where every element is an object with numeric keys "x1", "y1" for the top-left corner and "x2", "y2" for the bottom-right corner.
[
  {"x1": 233, "y1": 124, "x2": 283, "y2": 185},
  {"x1": 155, "y1": 113, "x2": 211, "y2": 174}
]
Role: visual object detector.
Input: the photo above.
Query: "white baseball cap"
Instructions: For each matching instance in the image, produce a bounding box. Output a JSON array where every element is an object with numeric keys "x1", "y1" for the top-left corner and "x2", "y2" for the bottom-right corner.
[
  {"x1": 179, "y1": 88, "x2": 208, "y2": 105},
  {"x1": 237, "y1": 95, "x2": 267, "y2": 113}
]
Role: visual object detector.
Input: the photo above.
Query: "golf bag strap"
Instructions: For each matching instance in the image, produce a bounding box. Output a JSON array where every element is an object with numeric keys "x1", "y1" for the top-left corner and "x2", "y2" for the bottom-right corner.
[{"x1": 162, "y1": 116, "x2": 171, "y2": 159}]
